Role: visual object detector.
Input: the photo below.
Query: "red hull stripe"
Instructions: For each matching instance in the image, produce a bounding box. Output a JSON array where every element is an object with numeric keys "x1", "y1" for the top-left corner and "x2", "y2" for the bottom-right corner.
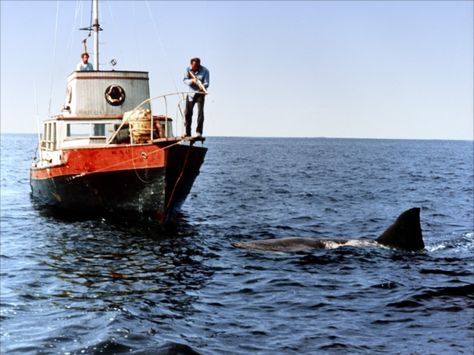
[{"x1": 31, "y1": 144, "x2": 167, "y2": 180}]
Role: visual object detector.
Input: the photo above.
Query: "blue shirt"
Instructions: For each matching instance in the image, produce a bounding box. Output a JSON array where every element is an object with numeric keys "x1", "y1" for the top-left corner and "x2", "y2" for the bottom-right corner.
[
  {"x1": 76, "y1": 62, "x2": 94, "y2": 71},
  {"x1": 183, "y1": 65, "x2": 210, "y2": 95}
]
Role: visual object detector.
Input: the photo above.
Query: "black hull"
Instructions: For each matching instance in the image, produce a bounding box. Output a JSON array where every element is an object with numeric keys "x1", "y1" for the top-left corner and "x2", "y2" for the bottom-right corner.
[{"x1": 30, "y1": 144, "x2": 207, "y2": 223}]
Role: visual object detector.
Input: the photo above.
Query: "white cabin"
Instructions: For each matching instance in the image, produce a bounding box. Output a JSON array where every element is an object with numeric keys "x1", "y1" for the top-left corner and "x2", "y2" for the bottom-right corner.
[
  {"x1": 40, "y1": 70, "x2": 174, "y2": 155},
  {"x1": 63, "y1": 70, "x2": 151, "y2": 117}
]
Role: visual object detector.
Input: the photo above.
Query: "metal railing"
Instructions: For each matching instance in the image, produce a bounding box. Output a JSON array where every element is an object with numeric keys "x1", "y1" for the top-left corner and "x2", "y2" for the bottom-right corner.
[{"x1": 107, "y1": 91, "x2": 192, "y2": 145}]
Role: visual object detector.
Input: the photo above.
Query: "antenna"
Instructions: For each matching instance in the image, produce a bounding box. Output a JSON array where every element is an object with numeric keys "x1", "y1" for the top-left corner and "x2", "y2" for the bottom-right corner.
[
  {"x1": 92, "y1": 0, "x2": 100, "y2": 70},
  {"x1": 79, "y1": 0, "x2": 102, "y2": 70}
]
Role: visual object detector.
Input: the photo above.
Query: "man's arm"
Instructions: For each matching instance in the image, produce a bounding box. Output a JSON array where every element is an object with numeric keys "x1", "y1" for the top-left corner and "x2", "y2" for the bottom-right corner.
[
  {"x1": 202, "y1": 68, "x2": 209, "y2": 89},
  {"x1": 183, "y1": 68, "x2": 193, "y2": 86}
]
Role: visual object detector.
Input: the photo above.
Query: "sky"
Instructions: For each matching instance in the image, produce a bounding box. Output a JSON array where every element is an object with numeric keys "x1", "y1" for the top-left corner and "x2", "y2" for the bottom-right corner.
[{"x1": 1, "y1": 0, "x2": 473, "y2": 139}]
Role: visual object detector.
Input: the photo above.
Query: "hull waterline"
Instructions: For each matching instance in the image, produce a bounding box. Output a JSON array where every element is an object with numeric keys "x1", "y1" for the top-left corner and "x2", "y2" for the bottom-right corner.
[{"x1": 30, "y1": 143, "x2": 207, "y2": 223}]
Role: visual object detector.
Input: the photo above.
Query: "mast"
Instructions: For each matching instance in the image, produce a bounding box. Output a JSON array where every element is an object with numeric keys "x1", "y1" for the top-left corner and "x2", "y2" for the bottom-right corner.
[{"x1": 92, "y1": 0, "x2": 99, "y2": 70}]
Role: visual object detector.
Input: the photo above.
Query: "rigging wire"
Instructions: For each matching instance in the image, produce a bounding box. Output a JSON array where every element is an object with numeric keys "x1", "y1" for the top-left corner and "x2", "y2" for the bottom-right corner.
[
  {"x1": 80, "y1": 0, "x2": 93, "y2": 53},
  {"x1": 144, "y1": 0, "x2": 180, "y2": 93},
  {"x1": 106, "y1": 0, "x2": 116, "y2": 28},
  {"x1": 89, "y1": 0, "x2": 93, "y2": 35},
  {"x1": 47, "y1": 0, "x2": 60, "y2": 116},
  {"x1": 66, "y1": 0, "x2": 82, "y2": 65},
  {"x1": 131, "y1": 1, "x2": 143, "y2": 69},
  {"x1": 34, "y1": 82, "x2": 42, "y2": 161},
  {"x1": 144, "y1": 1, "x2": 187, "y2": 130},
  {"x1": 105, "y1": 0, "x2": 121, "y2": 69}
]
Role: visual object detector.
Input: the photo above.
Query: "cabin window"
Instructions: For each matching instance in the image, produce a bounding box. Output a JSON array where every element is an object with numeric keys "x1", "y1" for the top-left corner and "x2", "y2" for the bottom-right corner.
[
  {"x1": 67, "y1": 123, "x2": 91, "y2": 137},
  {"x1": 52, "y1": 122, "x2": 57, "y2": 150},
  {"x1": 47, "y1": 123, "x2": 51, "y2": 146},
  {"x1": 66, "y1": 123, "x2": 116, "y2": 138},
  {"x1": 42, "y1": 122, "x2": 57, "y2": 150},
  {"x1": 94, "y1": 124, "x2": 105, "y2": 136}
]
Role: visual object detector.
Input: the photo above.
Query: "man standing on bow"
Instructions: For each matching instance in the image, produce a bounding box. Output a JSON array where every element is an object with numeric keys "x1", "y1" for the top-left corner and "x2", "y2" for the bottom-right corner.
[{"x1": 183, "y1": 57, "x2": 210, "y2": 137}]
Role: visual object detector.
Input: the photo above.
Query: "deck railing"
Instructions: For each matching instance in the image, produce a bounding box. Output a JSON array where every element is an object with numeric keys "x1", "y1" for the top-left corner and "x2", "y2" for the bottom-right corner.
[{"x1": 107, "y1": 91, "x2": 192, "y2": 145}]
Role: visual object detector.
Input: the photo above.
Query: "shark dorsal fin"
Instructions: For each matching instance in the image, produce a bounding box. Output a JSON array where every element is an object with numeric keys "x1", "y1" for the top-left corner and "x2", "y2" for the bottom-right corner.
[{"x1": 376, "y1": 208, "x2": 424, "y2": 251}]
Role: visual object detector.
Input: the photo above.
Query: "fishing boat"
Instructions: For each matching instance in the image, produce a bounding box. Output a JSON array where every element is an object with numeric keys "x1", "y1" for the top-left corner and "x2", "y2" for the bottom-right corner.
[{"x1": 30, "y1": 0, "x2": 207, "y2": 223}]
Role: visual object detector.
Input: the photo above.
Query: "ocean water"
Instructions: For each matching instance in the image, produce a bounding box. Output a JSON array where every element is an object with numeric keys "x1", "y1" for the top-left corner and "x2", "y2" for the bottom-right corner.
[{"x1": 1, "y1": 134, "x2": 473, "y2": 354}]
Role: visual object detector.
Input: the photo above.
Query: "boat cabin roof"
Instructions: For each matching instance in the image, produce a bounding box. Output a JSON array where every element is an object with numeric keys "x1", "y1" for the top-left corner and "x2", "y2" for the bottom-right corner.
[{"x1": 63, "y1": 70, "x2": 151, "y2": 119}]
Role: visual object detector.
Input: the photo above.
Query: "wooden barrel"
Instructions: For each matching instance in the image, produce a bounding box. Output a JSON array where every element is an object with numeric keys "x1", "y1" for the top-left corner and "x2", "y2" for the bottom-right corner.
[{"x1": 125, "y1": 109, "x2": 152, "y2": 143}]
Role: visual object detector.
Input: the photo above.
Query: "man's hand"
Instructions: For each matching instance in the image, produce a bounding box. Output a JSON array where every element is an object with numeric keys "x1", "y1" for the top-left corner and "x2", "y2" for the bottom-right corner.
[{"x1": 188, "y1": 70, "x2": 208, "y2": 94}]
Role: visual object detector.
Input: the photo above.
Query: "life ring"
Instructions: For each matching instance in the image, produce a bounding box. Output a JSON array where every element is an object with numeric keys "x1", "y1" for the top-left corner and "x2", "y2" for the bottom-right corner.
[{"x1": 105, "y1": 85, "x2": 126, "y2": 106}]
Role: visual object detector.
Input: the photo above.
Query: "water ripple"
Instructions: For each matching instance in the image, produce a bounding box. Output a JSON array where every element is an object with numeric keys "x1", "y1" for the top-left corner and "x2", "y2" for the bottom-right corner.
[{"x1": 1, "y1": 136, "x2": 473, "y2": 354}]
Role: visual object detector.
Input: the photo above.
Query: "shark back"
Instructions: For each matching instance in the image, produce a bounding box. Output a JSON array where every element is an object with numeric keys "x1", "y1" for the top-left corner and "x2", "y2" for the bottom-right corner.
[{"x1": 376, "y1": 208, "x2": 424, "y2": 251}]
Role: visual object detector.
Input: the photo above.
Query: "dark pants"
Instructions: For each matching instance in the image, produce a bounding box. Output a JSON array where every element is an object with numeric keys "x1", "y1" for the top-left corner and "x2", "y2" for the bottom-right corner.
[{"x1": 184, "y1": 94, "x2": 205, "y2": 136}]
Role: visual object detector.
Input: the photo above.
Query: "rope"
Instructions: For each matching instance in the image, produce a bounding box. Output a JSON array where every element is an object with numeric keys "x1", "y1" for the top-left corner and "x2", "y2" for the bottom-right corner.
[
  {"x1": 132, "y1": 154, "x2": 151, "y2": 184},
  {"x1": 166, "y1": 144, "x2": 192, "y2": 210},
  {"x1": 68, "y1": 139, "x2": 186, "y2": 181},
  {"x1": 131, "y1": 139, "x2": 152, "y2": 184}
]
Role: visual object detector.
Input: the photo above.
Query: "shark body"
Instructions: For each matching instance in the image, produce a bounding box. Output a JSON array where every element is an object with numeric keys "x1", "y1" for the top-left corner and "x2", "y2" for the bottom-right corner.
[{"x1": 233, "y1": 208, "x2": 424, "y2": 252}]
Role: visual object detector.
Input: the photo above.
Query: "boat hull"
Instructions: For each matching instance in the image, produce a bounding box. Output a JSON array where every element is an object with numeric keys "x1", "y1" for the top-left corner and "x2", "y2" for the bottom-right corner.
[{"x1": 30, "y1": 143, "x2": 207, "y2": 223}]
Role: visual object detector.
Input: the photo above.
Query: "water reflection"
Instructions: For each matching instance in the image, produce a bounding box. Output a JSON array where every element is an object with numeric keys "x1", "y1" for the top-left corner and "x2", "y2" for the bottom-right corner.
[
  {"x1": 12, "y1": 203, "x2": 212, "y2": 326},
  {"x1": 45, "y1": 217, "x2": 210, "y2": 313},
  {"x1": 0, "y1": 199, "x2": 215, "y2": 352}
]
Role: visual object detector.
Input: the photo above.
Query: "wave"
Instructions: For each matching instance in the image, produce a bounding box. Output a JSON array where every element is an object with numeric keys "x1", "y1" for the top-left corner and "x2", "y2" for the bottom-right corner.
[
  {"x1": 69, "y1": 340, "x2": 201, "y2": 355},
  {"x1": 426, "y1": 231, "x2": 474, "y2": 254},
  {"x1": 387, "y1": 284, "x2": 474, "y2": 308}
]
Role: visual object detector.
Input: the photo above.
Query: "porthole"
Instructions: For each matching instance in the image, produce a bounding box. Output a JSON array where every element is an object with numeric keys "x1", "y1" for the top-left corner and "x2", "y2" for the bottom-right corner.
[{"x1": 105, "y1": 85, "x2": 126, "y2": 106}]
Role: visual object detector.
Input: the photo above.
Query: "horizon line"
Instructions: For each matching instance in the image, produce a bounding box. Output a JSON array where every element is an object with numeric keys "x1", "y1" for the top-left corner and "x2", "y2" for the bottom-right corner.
[{"x1": 0, "y1": 132, "x2": 472, "y2": 142}]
